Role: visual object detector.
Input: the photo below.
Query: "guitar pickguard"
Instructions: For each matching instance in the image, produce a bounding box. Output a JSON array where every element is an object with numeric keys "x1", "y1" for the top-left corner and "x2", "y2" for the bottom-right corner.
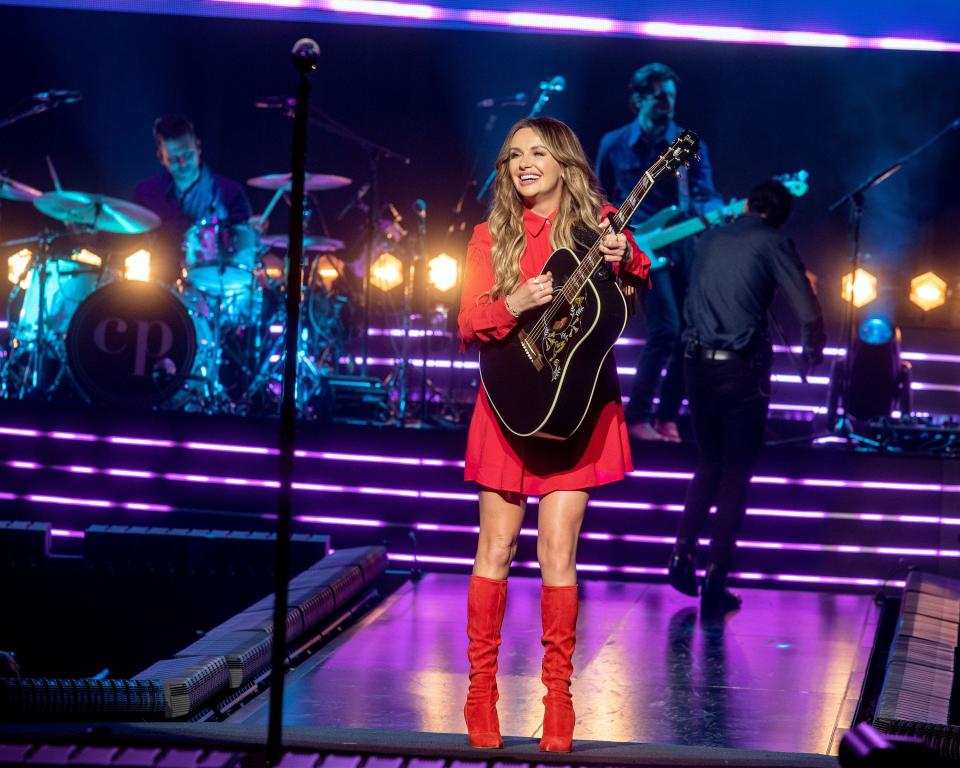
[{"x1": 542, "y1": 295, "x2": 586, "y2": 382}]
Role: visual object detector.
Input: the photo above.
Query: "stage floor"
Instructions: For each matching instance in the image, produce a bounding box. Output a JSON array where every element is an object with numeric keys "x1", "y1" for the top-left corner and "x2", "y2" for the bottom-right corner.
[{"x1": 226, "y1": 573, "x2": 879, "y2": 756}]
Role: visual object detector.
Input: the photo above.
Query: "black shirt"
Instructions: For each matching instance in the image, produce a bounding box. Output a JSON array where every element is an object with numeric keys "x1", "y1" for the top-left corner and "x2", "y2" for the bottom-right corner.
[{"x1": 683, "y1": 213, "x2": 825, "y2": 357}]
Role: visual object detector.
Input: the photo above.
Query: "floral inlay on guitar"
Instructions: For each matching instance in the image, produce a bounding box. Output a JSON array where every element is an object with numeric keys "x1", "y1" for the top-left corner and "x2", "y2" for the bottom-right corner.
[{"x1": 543, "y1": 296, "x2": 586, "y2": 382}]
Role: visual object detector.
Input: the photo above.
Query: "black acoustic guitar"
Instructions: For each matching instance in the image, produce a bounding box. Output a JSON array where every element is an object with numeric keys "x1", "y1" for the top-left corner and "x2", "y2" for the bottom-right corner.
[{"x1": 479, "y1": 131, "x2": 699, "y2": 439}]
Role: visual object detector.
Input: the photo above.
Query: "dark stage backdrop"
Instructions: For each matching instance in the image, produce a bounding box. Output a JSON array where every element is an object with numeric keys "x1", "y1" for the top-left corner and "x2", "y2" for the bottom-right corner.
[{"x1": 1, "y1": 5, "x2": 959, "y2": 340}]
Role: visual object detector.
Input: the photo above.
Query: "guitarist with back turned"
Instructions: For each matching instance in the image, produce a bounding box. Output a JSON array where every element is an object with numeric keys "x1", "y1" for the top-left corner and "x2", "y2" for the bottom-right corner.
[
  {"x1": 595, "y1": 63, "x2": 723, "y2": 442},
  {"x1": 456, "y1": 117, "x2": 650, "y2": 752}
]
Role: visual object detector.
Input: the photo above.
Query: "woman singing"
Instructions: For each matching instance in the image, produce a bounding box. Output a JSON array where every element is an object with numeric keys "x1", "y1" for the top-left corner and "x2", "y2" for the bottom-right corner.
[{"x1": 458, "y1": 117, "x2": 651, "y2": 751}]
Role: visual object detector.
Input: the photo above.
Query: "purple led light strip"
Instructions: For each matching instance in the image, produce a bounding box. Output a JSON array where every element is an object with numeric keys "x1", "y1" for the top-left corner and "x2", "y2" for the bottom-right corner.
[
  {"x1": 367, "y1": 328, "x2": 960, "y2": 365},
  {"x1": 385, "y1": 553, "x2": 907, "y2": 588},
  {"x1": 9, "y1": 461, "x2": 955, "y2": 552},
  {"x1": 336, "y1": 355, "x2": 958, "y2": 394},
  {"x1": 34, "y1": 528, "x2": 910, "y2": 588},
  {"x1": 206, "y1": 0, "x2": 960, "y2": 53},
  {"x1": 9, "y1": 461, "x2": 951, "y2": 526},
  {"x1": 5, "y1": 448, "x2": 960, "y2": 496}
]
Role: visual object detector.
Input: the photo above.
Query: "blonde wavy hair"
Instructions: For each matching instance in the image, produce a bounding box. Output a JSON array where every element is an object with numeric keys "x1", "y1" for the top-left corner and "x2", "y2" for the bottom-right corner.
[{"x1": 487, "y1": 117, "x2": 607, "y2": 300}]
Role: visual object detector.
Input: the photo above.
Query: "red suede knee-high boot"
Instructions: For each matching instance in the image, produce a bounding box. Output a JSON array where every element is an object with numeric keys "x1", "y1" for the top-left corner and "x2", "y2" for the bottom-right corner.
[
  {"x1": 464, "y1": 574, "x2": 508, "y2": 748},
  {"x1": 539, "y1": 584, "x2": 578, "y2": 752}
]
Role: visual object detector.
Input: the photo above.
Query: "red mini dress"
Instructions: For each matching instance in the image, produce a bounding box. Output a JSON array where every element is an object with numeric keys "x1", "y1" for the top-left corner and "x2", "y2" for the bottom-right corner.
[{"x1": 458, "y1": 207, "x2": 651, "y2": 495}]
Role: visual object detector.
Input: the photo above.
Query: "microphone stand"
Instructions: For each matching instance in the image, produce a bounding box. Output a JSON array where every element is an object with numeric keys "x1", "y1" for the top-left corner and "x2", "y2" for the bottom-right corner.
[
  {"x1": 0, "y1": 93, "x2": 77, "y2": 129},
  {"x1": 826, "y1": 114, "x2": 958, "y2": 443},
  {"x1": 300, "y1": 109, "x2": 409, "y2": 379},
  {"x1": 413, "y1": 209, "x2": 429, "y2": 422},
  {"x1": 475, "y1": 81, "x2": 558, "y2": 203},
  {"x1": 267, "y1": 37, "x2": 318, "y2": 767}
]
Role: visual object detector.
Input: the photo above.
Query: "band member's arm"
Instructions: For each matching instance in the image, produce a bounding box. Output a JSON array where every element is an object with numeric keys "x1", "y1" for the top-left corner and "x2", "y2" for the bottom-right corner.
[
  {"x1": 224, "y1": 182, "x2": 254, "y2": 223},
  {"x1": 458, "y1": 226, "x2": 518, "y2": 347},
  {"x1": 688, "y1": 138, "x2": 724, "y2": 215},
  {"x1": 770, "y1": 236, "x2": 826, "y2": 363}
]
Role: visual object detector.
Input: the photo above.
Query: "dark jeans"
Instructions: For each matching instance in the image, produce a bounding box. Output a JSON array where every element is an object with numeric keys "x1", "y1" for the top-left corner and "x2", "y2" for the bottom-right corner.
[
  {"x1": 675, "y1": 351, "x2": 771, "y2": 571},
  {"x1": 626, "y1": 260, "x2": 686, "y2": 424}
]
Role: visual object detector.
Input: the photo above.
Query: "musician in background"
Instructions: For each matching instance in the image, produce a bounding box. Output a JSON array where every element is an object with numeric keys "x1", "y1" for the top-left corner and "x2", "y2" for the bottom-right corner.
[
  {"x1": 458, "y1": 117, "x2": 649, "y2": 752},
  {"x1": 670, "y1": 179, "x2": 825, "y2": 617},
  {"x1": 595, "y1": 63, "x2": 723, "y2": 442},
  {"x1": 133, "y1": 114, "x2": 252, "y2": 285}
]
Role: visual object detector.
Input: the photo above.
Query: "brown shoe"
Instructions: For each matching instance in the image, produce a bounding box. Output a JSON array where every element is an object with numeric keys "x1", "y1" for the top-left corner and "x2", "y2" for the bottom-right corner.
[
  {"x1": 654, "y1": 420, "x2": 681, "y2": 443},
  {"x1": 628, "y1": 422, "x2": 664, "y2": 441}
]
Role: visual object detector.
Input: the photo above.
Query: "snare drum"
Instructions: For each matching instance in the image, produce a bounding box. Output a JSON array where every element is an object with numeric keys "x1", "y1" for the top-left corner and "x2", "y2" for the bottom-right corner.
[
  {"x1": 67, "y1": 281, "x2": 214, "y2": 407},
  {"x1": 183, "y1": 220, "x2": 259, "y2": 295}
]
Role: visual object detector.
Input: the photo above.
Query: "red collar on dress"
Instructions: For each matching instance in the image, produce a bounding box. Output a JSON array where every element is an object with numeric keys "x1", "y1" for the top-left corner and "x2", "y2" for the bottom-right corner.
[{"x1": 522, "y1": 207, "x2": 557, "y2": 237}]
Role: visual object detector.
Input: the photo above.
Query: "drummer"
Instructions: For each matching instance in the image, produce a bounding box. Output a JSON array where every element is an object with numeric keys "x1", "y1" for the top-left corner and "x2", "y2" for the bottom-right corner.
[{"x1": 133, "y1": 114, "x2": 253, "y2": 285}]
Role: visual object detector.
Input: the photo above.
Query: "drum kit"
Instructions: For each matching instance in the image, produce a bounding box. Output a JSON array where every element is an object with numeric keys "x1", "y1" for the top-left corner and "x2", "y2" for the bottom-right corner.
[{"x1": 0, "y1": 168, "x2": 365, "y2": 416}]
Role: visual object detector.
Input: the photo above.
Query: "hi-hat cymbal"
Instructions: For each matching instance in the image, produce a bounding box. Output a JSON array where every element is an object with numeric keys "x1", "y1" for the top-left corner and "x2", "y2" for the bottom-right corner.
[
  {"x1": 0, "y1": 174, "x2": 42, "y2": 202},
  {"x1": 34, "y1": 191, "x2": 161, "y2": 234},
  {"x1": 247, "y1": 172, "x2": 352, "y2": 192},
  {"x1": 261, "y1": 233, "x2": 345, "y2": 253}
]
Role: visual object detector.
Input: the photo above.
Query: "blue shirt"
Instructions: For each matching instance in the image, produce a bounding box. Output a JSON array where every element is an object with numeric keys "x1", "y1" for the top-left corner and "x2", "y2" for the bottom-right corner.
[
  {"x1": 595, "y1": 120, "x2": 722, "y2": 222},
  {"x1": 133, "y1": 164, "x2": 252, "y2": 283}
]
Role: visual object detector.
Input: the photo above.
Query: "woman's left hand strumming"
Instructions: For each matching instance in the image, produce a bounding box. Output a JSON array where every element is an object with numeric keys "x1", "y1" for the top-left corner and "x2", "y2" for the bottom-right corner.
[{"x1": 598, "y1": 219, "x2": 630, "y2": 264}]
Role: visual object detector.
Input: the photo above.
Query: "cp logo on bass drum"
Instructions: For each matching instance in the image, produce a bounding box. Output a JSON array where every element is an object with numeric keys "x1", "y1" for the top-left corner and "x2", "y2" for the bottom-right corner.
[{"x1": 68, "y1": 281, "x2": 202, "y2": 407}]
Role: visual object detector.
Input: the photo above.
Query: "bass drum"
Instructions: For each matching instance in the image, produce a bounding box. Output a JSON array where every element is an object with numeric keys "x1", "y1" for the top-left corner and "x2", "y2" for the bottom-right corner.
[{"x1": 67, "y1": 281, "x2": 213, "y2": 408}]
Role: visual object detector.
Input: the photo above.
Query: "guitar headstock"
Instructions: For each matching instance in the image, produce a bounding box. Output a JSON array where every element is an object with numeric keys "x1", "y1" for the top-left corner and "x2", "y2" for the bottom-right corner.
[
  {"x1": 662, "y1": 130, "x2": 700, "y2": 173},
  {"x1": 774, "y1": 170, "x2": 810, "y2": 198}
]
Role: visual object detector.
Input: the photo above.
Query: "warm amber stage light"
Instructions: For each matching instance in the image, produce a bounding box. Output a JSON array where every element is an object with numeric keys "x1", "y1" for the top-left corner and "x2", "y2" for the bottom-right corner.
[
  {"x1": 7, "y1": 249, "x2": 32, "y2": 284},
  {"x1": 370, "y1": 252, "x2": 403, "y2": 291},
  {"x1": 72, "y1": 249, "x2": 102, "y2": 267},
  {"x1": 125, "y1": 249, "x2": 151, "y2": 281},
  {"x1": 909, "y1": 271, "x2": 947, "y2": 312},
  {"x1": 427, "y1": 253, "x2": 458, "y2": 292},
  {"x1": 840, "y1": 268, "x2": 877, "y2": 308},
  {"x1": 315, "y1": 256, "x2": 342, "y2": 289}
]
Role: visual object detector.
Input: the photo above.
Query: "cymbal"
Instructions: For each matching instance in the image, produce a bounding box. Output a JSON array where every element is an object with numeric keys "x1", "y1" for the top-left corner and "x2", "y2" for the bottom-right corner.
[
  {"x1": 0, "y1": 174, "x2": 42, "y2": 202},
  {"x1": 247, "y1": 172, "x2": 352, "y2": 192},
  {"x1": 34, "y1": 191, "x2": 161, "y2": 234},
  {"x1": 261, "y1": 233, "x2": 345, "y2": 253}
]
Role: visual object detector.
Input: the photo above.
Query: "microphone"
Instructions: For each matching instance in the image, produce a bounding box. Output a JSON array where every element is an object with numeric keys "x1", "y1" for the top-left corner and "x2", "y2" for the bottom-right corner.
[
  {"x1": 538, "y1": 76, "x2": 566, "y2": 93},
  {"x1": 32, "y1": 90, "x2": 82, "y2": 104},
  {"x1": 413, "y1": 199, "x2": 427, "y2": 219},
  {"x1": 255, "y1": 95, "x2": 296, "y2": 110},
  {"x1": 291, "y1": 38, "x2": 320, "y2": 72},
  {"x1": 336, "y1": 183, "x2": 371, "y2": 220},
  {"x1": 476, "y1": 92, "x2": 527, "y2": 109}
]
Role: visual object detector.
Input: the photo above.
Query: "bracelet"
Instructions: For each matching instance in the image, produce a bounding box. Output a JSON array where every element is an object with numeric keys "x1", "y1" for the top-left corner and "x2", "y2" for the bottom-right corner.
[{"x1": 504, "y1": 295, "x2": 520, "y2": 318}]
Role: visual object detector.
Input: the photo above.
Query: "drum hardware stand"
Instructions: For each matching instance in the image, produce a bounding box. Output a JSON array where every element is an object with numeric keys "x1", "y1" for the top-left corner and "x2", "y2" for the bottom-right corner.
[{"x1": 4, "y1": 231, "x2": 63, "y2": 399}]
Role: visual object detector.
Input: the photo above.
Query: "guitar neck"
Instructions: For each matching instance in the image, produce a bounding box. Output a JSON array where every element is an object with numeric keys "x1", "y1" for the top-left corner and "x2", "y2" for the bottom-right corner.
[
  {"x1": 645, "y1": 198, "x2": 747, "y2": 251},
  {"x1": 557, "y1": 133, "x2": 697, "y2": 300}
]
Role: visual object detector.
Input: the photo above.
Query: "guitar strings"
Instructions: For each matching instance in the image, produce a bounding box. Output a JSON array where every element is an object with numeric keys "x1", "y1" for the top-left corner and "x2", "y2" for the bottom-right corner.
[
  {"x1": 526, "y1": 136, "x2": 695, "y2": 343},
  {"x1": 527, "y1": 154, "x2": 671, "y2": 343}
]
